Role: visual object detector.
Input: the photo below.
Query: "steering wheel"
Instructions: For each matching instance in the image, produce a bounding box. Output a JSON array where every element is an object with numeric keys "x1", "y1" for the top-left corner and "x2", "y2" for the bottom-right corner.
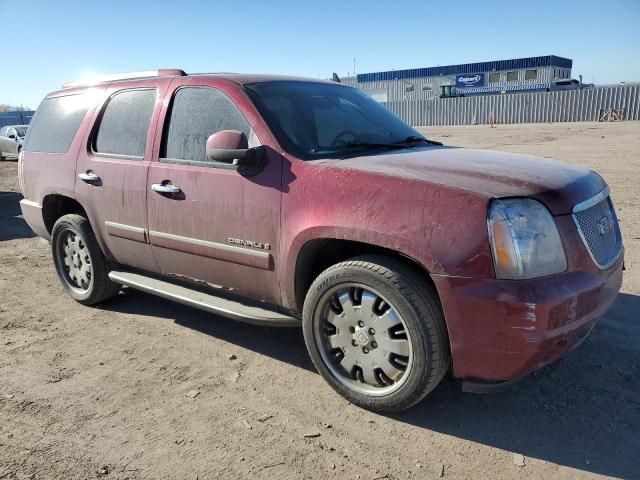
[{"x1": 331, "y1": 130, "x2": 357, "y2": 148}]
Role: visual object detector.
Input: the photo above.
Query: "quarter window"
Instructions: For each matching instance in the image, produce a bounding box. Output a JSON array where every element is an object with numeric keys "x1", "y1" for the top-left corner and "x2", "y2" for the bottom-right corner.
[
  {"x1": 506, "y1": 71, "x2": 518, "y2": 82},
  {"x1": 94, "y1": 89, "x2": 156, "y2": 158},
  {"x1": 24, "y1": 94, "x2": 91, "y2": 153},
  {"x1": 525, "y1": 69, "x2": 538, "y2": 80},
  {"x1": 161, "y1": 87, "x2": 250, "y2": 164}
]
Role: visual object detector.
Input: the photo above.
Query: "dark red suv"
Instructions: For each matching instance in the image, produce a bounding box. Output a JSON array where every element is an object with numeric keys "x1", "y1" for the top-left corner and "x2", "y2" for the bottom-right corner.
[{"x1": 19, "y1": 69, "x2": 623, "y2": 411}]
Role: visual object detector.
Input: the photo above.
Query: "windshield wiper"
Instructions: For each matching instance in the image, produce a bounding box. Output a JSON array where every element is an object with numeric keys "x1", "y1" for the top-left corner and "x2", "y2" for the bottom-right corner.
[
  {"x1": 313, "y1": 137, "x2": 442, "y2": 155},
  {"x1": 397, "y1": 136, "x2": 443, "y2": 146},
  {"x1": 338, "y1": 141, "x2": 409, "y2": 150},
  {"x1": 342, "y1": 137, "x2": 441, "y2": 149},
  {"x1": 310, "y1": 142, "x2": 408, "y2": 155}
]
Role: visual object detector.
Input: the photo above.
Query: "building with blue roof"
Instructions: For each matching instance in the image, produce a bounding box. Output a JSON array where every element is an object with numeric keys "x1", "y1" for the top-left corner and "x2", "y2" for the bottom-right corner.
[{"x1": 342, "y1": 55, "x2": 573, "y2": 101}]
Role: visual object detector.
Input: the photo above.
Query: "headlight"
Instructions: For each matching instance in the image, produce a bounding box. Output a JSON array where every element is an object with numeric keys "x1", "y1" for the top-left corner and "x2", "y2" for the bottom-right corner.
[{"x1": 488, "y1": 198, "x2": 567, "y2": 279}]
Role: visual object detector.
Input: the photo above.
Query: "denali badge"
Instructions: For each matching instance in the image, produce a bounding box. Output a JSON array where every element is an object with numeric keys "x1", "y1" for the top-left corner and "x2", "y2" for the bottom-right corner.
[
  {"x1": 596, "y1": 213, "x2": 613, "y2": 236},
  {"x1": 228, "y1": 238, "x2": 271, "y2": 250}
]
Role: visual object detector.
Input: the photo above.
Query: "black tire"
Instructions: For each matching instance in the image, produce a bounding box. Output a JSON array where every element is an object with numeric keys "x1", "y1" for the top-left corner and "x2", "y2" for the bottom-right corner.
[
  {"x1": 302, "y1": 255, "x2": 450, "y2": 412},
  {"x1": 51, "y1": 214, "x2": 120, "y2": 305}
]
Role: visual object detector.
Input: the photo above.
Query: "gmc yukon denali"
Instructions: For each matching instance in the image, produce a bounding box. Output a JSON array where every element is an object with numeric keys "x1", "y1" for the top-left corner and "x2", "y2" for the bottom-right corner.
[{"x1": 18, "y1": 69, "x2": 623, "y2": 412}]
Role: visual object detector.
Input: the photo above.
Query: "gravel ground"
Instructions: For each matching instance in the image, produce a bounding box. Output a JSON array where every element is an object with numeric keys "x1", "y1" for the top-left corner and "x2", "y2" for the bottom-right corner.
[{"x1": 1, "y1": 121, "x2": 638, "y2": 479}]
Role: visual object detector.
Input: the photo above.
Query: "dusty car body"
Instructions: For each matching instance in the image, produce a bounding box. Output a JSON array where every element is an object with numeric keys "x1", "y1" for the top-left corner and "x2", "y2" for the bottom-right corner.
[
  {"x1": 18, "y1": 70, "x2": 623, "y2": 411},
  {"x1": 0, "y1": 124, "x2": 27, "y2": 160}
]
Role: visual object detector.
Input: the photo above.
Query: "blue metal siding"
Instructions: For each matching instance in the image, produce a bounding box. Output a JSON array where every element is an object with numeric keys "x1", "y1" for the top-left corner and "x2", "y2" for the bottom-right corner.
[
  {"x1": 0, "y1": 111, "x2": 35, "y2": 128},
  {"x1": 458, "y1": 83, "x2": 550, "y2": 95},
  {"x1": 357, "y1": 55, "x2": 573, "y2": 83}
]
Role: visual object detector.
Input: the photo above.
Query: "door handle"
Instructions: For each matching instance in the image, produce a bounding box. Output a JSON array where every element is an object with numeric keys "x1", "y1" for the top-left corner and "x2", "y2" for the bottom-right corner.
[
  {"x1": 151, "y1": 183, "x2": 181, "y2": 194},
  {"x1": 78, "y1": 172, "x2": 100, "y2": 183}
]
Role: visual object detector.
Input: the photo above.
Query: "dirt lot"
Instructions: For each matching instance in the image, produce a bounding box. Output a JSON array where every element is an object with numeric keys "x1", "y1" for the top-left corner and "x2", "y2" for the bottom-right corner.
[{"x1": 1, "y1": 121, "x2": 638, "y2": 480}]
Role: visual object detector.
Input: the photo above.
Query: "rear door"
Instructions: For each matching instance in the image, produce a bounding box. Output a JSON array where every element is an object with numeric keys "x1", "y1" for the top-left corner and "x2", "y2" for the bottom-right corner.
[
  {"x1": 75, "y1": 80, "x2": 171, "y2": 272},
  {"x1": 147, "y1": 78, "x2": 283, "y2": 304},
  {"x1": 0, "y1": 127, "x2": 9, "y2": 157}
]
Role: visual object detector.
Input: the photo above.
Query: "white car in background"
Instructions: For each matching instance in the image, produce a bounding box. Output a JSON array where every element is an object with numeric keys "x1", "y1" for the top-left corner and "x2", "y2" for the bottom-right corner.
[
  {"x1": 0, "y1": 125, "x2": 28, "y2": 161},
  {"x1": 549, "y1": 79, "x2": 595, "y2": 91}
]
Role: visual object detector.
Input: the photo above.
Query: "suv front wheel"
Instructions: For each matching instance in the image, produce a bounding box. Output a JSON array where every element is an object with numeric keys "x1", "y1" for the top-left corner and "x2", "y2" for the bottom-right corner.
[
  {"x1": 51, "y1": 214, "x2": 120, "y2": 305},
  {"x1": 302, "y1": 255, "x2": 450, "y2": 412}
]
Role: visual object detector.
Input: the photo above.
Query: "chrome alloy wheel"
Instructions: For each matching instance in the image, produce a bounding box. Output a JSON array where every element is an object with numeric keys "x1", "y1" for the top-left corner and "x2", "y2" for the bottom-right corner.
[
  {"x1": 56, "y1": 230, "x2": 93, "y2": 293},
  {"x1": 313, "y1": 283, "x2": 413, "y2": 396}
]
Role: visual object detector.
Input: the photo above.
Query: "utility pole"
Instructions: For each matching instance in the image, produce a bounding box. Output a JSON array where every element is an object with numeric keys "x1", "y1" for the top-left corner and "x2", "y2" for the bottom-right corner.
[{"x1": 353, "y1": 58, "x2": 356, "y2": 76}]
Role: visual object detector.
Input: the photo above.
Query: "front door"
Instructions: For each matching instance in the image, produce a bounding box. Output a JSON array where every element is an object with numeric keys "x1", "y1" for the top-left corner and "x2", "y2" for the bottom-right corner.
[
  {"x1": 75, "y1": 81, "x2": 170, "y2": 272},
  {"x1": 147, "y1": 81, "x2": 283, "y2": 304}
]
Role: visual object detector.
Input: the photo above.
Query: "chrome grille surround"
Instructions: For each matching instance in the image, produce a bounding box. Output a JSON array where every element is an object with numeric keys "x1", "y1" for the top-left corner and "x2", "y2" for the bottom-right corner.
[{"x1": 572, "y1": 186, "x2": 623, "y2": 269}]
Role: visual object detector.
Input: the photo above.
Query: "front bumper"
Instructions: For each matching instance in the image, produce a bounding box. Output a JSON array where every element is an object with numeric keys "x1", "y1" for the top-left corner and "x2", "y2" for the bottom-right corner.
[{"x1": 432, "y1": 254, "x2": 623, "y2": 381}]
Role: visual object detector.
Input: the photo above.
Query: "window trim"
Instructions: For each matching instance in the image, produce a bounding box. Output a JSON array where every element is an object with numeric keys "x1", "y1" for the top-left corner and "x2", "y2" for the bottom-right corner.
[
  {"x1": 159, "y1": 85, "x2": 252, "y2": 170},
  {"x1": 90, "y1": 87, "x2": 157, "y2": 161}
]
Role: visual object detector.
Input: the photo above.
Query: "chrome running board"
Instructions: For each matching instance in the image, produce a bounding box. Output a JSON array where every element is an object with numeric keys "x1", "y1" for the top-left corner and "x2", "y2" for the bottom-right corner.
[{"x1": 109, "y1": 269, "x2": 299, "y2": 327}]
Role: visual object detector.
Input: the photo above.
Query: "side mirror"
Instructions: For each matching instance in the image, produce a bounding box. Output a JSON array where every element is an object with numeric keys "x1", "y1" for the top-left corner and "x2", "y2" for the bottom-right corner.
[{"x1": 206, "y1": 130, "x2": 260, "y2": 166}]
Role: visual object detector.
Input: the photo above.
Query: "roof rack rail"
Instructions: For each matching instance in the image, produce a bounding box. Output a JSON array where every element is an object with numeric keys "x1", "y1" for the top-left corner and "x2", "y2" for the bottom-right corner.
[{"x1": 62, "y1": 69, "x2": 187, "y2": 89}]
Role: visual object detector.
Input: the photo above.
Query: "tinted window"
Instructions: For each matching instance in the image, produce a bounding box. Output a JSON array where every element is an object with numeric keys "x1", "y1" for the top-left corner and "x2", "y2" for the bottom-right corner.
[
  {"x1": 525, "y1": 69, "x2": 538, "y2": 80},
  {"x1": 94, "y1": 89, "x2": 156, "y2": 157},
  {"x1": 489, "y1": 72, "x2": 500, "y2": 84},
  {"x1": 24, "y1": 94, "x2": 90, "y2": 153},
  {"x1": 506, "y1": 71, "x2": 518, "y2": 82},
  {"x1": 162, "y1": 87, "x2": 250, "y2": 163}
]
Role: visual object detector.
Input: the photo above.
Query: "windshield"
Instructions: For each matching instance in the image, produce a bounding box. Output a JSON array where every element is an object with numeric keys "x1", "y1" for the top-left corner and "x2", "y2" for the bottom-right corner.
[
  {"x1": 245, "y1": 81, "x2": 424, "y2": 160},
  {"x1": 15, "y1": 126, "x2": 27, "y2": 137}
]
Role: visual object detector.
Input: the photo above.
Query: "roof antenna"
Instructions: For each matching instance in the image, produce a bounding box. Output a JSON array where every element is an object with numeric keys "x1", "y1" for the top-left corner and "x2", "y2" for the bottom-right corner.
[{"x1": 332, "y1": 72, "x2": 341, "y2": 83}]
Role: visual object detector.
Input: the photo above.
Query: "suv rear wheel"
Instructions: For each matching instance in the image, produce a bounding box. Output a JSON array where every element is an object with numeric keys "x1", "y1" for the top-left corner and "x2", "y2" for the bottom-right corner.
[
  {"x1": 302, "y1": 255, "x2": 450, "y2": 412},
  {"x1": 51, "y1": 214, "x2": 120, "y2": 305}
]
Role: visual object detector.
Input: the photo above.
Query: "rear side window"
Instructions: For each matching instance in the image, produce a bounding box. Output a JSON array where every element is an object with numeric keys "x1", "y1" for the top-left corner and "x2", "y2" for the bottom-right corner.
[
  {"x1": 161, "y1": 87, "x2": 250, "y2": 163},
  {"x1": 24, "y1": 94, "x2": 90, "y2": 153},
  {"x1": 94, "y1": 89, "x2": 156, "y2": 158}
]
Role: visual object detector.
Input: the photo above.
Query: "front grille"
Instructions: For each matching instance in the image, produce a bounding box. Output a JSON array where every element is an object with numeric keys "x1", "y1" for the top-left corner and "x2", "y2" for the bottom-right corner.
[{"x1": 572, "y1": 190, "x2": 623, "y2": 269}]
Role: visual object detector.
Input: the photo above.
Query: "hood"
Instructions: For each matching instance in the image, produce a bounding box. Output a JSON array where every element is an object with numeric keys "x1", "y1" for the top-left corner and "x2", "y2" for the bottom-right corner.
[{"x1": 324, "y1": 146, "x2": 606, "y2": 215}]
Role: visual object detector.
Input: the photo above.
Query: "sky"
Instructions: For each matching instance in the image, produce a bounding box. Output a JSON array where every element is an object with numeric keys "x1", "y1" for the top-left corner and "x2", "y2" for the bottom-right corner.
[{"x1": 1, "y1": 0, "x2": 639, "y2": 109}]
